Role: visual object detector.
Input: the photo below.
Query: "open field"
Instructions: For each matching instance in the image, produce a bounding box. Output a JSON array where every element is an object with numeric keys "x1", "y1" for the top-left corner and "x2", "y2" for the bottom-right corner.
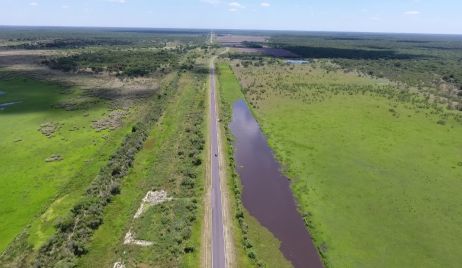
[
  {"x1": 215, "y1": 34, "x2": 268, "y2": 47},
  {"x1": 268, "y1": 33, "x2": 462, "y2": 105},
  {"x1": 0, "y1": 77, "x2": 140, "y2": 252},
  {"x1": 229, "y1": 60, "x2": 462, "y2": 267}
]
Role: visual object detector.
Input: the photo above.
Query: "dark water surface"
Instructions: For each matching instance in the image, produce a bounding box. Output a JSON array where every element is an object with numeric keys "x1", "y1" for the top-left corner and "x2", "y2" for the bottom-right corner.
[
  {"x1": 0, "y1": 102, "x2": 20, "y2": 110},
  {"x1": 230, "y1": 100, "x2": 323, "y2": 268}
]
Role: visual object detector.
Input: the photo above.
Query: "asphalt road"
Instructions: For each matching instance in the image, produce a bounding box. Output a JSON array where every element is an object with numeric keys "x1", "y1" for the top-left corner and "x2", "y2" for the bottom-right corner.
[{"x1": 209, "y1": 58, "x2": 226, "y2": 268}]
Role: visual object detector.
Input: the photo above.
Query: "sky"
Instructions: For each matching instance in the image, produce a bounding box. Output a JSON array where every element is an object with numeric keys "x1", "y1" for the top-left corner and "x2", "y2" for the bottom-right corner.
[{"x1": 1, "y1": 0, "x2": 461, "y2": 34}]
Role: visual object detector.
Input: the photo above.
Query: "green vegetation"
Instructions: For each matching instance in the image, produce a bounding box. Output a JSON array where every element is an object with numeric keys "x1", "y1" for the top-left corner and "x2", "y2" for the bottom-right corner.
[
  {"x1": 231, "y1": 61, "x2": 462, "y2": 267},
  {"x1": 217, "y1": 63, "x2": 291, "y2": 268},
  {"x1": 33, "y1": 76, "x2": 173, "y2": 267},
  {"x1": 270, "y1": 33, "x2": 462, "y2": 105},
  {"x1": 0, "y1": 77, "x2": 137, "y2": 254},
  {"x1": 0, "y1": 27, "x2": 208, "y2": 267},
  {"x1": 45, "y1": 49, "x2": 180, "y2": 77},
  {"x1": 78, "y1": 70, "x2": 207, "y2": 267},
  {"x1": 3, "y1": 26, "x2": 462, "y2": 268},
  {"x1": 0, "y1": 27, "x2": 208, "y2": 49}
]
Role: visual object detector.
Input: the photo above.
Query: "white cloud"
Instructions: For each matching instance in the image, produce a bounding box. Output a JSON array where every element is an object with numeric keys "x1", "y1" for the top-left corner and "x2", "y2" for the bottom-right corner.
[
  {"x1": 229, "y1": 2, "x2": 244, "y2": 8},
  {"x1": 228, "y1": 1, "x2": 245, "y2": 12},
  {"x1": 404, "y1": 10, "x2": 420, "y2": 15},
  {"x1": 29, "y1": 2, "x2": 38, "y2": 6},
  {"x1": 260, "y1": 2, "x2": 270, "y2": 8}
]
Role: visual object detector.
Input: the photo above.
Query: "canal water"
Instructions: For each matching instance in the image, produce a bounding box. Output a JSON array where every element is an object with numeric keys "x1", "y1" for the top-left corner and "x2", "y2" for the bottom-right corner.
[{"x1": 230, "y1": 99, "x2": 323, "y2": 268}]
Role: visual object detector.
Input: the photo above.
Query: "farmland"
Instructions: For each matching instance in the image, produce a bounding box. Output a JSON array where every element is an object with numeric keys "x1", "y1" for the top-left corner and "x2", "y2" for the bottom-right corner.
[{"x1": 227, "y1": 59, "x2": 462, "y2": 267}]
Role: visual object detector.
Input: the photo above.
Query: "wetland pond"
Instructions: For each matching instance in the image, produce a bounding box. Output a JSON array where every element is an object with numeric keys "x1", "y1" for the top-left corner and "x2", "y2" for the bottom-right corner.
[
  {"x1": 230, "y1": 99, "x2": 323, "y2": 268},
  {"x1": 286, "y1": 59, "x2": 309, "y2": 64},
  {"x1": 0, "y1": 91, "x2": 21, "y2": 110}
]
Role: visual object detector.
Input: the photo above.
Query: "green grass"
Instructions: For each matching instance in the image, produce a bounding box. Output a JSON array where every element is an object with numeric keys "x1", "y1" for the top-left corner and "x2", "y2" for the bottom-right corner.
[
  {"x1": 217, "y1": 63, "x2": 292, "y2": 268},
  {"x1": 78, "y1": 71, "x2": 206, "y2": 267},
  {"x1": 232, "y1": 62, "x2": 462, "y2": 267},
  {"x1": 0, "y1": 77, "x2": 135, "y2": 252}
]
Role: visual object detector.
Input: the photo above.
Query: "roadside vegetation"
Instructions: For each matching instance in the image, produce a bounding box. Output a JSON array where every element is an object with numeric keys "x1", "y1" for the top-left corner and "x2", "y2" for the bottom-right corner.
[
  {"x1": 216, "y1": 63, "x2": 292, "y2": 268},
  {"x1": 229, "y1": 59, "x2": 462, "y2": 267},
  {"x1": 78, "y1": 70, "x2": 207, "y2": 267}
]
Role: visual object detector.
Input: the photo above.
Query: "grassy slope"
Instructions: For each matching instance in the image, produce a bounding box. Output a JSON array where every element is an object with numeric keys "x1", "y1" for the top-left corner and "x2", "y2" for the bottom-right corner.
[
  {"x1": 217, "y1": 63, "x2": 292, "y2": 268},
  {"x1": 233, "y1": 63, "x2": 462, "y2": 267},
  {"x1": 0, "y1": 78, "x2": 135, "y2": 251},
  {"x1": 78, "y1": 72, "x2": 206, "y2": 267}
]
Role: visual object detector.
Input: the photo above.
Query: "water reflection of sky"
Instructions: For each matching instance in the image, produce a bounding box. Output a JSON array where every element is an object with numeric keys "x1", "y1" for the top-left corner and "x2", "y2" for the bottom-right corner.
[
  {"x1": 229, "y1": 99, "x2": 323, "y2": 268},
  {"x1": 0, "y1": 102, "x2": 21, "y2": 110}
]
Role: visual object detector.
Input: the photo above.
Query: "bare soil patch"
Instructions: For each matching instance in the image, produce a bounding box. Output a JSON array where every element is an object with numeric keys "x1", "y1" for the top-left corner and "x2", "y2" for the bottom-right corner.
[
  {"x1": 45, "y1": 154, "x2": 63, "y2": 162},
  {"x1": 38, "y1": 122, "x2": 60, "y2": 137},
  {"x1": 123, "y1": 230, "x2": 153, "y2": 246},
  {"x1": 216, "y1": 35, "x2": 268, "y2": 47},
  {"x1": 92, "y1": 110, "x2": 128, "y2": 131},
  {"x1": 133, "y1": 190, "x2": 172, "y2": 219}
]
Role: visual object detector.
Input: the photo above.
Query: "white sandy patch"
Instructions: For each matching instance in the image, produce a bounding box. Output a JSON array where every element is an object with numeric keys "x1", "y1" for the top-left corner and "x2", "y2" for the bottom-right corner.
[
  {"x1": 123, "y1": 229, "x2": 153, "y2": 246},
  {"x1": 133, "y1": 190, "x2": 172, "y2": 219},
  {"x1": 113, "y1": 261, "x2": 126, "y2": 268}
]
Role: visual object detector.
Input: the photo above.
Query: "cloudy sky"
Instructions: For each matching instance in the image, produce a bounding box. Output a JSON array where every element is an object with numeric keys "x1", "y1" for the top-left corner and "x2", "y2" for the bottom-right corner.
[{"x1": 1, "y1": 0, "x2": 461, "y2": 34}]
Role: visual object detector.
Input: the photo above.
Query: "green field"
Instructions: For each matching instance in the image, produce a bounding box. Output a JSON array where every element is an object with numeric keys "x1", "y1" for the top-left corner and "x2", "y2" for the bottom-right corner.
[
  {"x1": 0, "y1": 77, "x2": 137, "y2": 252},
  {"x1": 229, "y1": 61, "x2": 462, "y2": 267}
]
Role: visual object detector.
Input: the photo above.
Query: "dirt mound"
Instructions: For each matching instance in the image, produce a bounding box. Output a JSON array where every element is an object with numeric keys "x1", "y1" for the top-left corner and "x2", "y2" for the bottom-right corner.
[
  {"x1": 45, "y1": 154, "x2": 63, "y2": 162},
  {"x1": 38, "y1": 122, "x2": 60, "y2": 138},
  {"x1": 92, "y1": 110, "x2": 128, "y2": 131}
]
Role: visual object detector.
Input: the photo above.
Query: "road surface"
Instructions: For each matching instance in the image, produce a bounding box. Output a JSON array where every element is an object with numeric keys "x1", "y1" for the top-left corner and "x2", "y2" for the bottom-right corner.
[{"x1": 209, "y1": 57, "x2": 226, "y2": 268}]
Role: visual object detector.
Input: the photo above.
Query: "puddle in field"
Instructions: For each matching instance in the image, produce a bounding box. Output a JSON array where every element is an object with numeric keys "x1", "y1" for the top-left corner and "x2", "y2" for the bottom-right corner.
[
  {"x1": 0, "y1": 101, "x2": 21, "y2": 110},
  {"x1": 0, "y1": 91, "x2": 5, "y2": 96},
  {"x1": 230, "y1": 99, "x2": 323, "y2": 268},
  {"x1": 286, "y1": 59, "x2": 309, "y2": 64}
]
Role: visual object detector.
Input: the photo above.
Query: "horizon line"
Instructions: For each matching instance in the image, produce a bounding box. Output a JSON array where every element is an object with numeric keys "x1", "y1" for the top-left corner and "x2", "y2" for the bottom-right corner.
[{"x1": 1, "y1": 24, "x2": 461, "y2": 37}]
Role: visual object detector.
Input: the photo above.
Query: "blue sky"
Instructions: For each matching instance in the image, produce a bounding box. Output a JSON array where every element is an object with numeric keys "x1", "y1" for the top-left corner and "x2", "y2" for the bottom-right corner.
[{"x1": 1, "y1": 0, "x2": 461, "y2": 34}]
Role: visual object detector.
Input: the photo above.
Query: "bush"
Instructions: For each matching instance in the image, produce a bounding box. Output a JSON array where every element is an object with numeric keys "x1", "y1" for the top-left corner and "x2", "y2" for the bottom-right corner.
[{"x1": 35, "y1": 74, "x2": 179, "y2": 267}]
